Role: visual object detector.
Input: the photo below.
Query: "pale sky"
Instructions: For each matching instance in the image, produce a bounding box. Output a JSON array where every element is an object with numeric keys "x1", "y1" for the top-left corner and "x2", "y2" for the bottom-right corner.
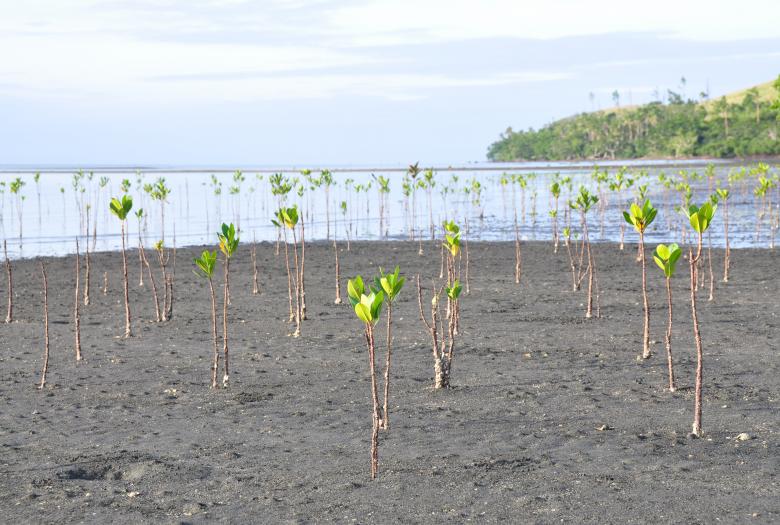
[{"x1": 1, "y1": 0, "x2": 779, "y2": 166}]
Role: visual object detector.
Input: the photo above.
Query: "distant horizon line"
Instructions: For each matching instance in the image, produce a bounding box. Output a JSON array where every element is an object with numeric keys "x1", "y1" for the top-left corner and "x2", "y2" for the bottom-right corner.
[{"x1": 0, "y1": 157, "x2": 763, "y2": 175}]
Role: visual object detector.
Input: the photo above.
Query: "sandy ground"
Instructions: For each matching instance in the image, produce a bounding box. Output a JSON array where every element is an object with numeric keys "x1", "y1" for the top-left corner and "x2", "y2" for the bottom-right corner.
[{"x1": 0, "y1": 239, "x2": 778, "y2": 524}]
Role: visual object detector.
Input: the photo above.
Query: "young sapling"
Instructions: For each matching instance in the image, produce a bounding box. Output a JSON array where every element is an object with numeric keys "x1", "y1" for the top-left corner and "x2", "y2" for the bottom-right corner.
[
  {"x1": 623, "y1": 200, "x2": 657, "y2": 359},
  {"x1": 347, "y1": 275, "x2": 385, "y2": 479},
  {"x1": 687, "y1": 202, "x2": 716, "y2": 437},
  {"x1": 372, "y1": 266, "x2": 405, "y2": 430},
  {"x1": 653, "y1": 243, "x2": 682, "y2": 392},
  {"x1": 194, "y1": 250, "x2": 220, "y2": 388},
  {"x1": 217, "y1": 223, "x2": 239, "y2": 387},
  {"x1": 716, "y1": 187, "x2": 731, "y2": 282},
  {"x1": 110, "y1": 195, "x2": 133, "y2": 338},
  {"x1": 273, "y1": 207, "x2": 302, "y2": 336}
]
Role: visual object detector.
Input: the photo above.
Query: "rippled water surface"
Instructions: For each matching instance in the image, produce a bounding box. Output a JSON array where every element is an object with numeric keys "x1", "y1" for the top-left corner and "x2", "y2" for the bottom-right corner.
[{"x1": 0, "y1": 159, "x2": 777, "y2": 259}]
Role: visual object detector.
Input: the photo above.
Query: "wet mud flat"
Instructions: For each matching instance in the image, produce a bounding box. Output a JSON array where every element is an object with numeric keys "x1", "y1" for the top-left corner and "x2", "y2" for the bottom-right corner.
[{"x1": 0, "y1": 240, "x2": 777, "y2": 523}]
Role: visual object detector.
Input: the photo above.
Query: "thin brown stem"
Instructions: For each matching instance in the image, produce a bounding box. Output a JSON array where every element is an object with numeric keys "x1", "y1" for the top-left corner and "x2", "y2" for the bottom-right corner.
[
  {"x1": 38, "y1": 262, "x2": 50, "y2": 389},
  {"x1": 140, "y1": 246, "x2": 161, "y2": 322},
  {"x1": 640, "y1": 232, "x2": 651, "y2": 359},
  {"x1": 723, "y1": 199, "x2": 730, "y2": 282},
  {"x1": 333, "y1": 239, "x2": 342, "y2": 304},
  {"x1": 251, "y1": 238, "x2": 259, "y2": 294},
  {"x1": 121, "y1": 221, "x2": 132, "y2": 338},
  {"x1": 4, "y1": 240, "x2": 12, "y2": 324},
  {"x1": 291, "y1": 227, "x2": 301, "y2": 337},
  {"x1": 282, "y1": 227, "x2": 293, "y2": 323},
  {"x1": 209, "y1": 278, "x2": 219, "y2": 389},
  {"x1": 690, "y1": 247, "x2": 704, "y2": 437},
  {"x1": 222, "y1": 256, "x2": 230, "y2": 387},
  {"x1": 665, "y1": 277, "x2": 676, "y2": 392},
  {"x1": 381, "y1": 301, "x2": 393, "y2": 430},
  {"x1": 83, "y1": 242, "x2": 91, "y2": 306},
  {"x1": 300, "y1": 217, "x2": 307, "y2": 320},
  {"x1": 366, "y1": 324, "x2": 380, "y2": 479},
  {"x1": 74, "y1": 239, "x2": 83, "y2": 361}
]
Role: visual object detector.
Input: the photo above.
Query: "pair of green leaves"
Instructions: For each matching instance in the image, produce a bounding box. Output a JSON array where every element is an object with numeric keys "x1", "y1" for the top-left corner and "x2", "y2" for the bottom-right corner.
[
  {"x1": 348, "y1": 267, "x2": 407, "y2": 325},
  {"x1": 623, "y1": 200, "x2": 657, "y2": 234},
  {"x1": 653, "y1": 243, "x2": 682, "y2": 278},
  {"x1": 571, "y1": 187, "x2": 598, "y2": 213},
  {"x1": 218, "y1": 223, "x2": 239, "y2": 258},
  {"x1": 110, "y1": 195, "x2": 133, "y2": 220},
  {"x1": 446, "y1": 280, "x2": 462, "y2": 300},
  {"x1": 194, "y1": 250, "x2": 217, "y2": 279},
  {"x1": 442, "y1": 220, "x2": 461, "y2": 257},
  {"x1": 688, "y1": 202, "x2": 716, "y2": 234},
  {"x1": 373, "y1": 266, "x2": 405, "y2": 303},
  {"x1": 347, "y1": 276, "x2": 384, "y2": 326},
  {"x1": 271, "y1": 206, "x2": 299, "y2": 229}
]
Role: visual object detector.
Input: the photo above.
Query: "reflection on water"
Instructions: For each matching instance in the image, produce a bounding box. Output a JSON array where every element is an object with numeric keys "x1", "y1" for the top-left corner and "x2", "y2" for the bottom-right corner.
[{"x1": 0, "y1": 159, "x2": 777, "y2": 259}]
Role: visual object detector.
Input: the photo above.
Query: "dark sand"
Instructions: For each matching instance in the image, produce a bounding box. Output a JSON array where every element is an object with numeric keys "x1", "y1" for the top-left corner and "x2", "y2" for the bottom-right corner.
[{"x1": 0, "y1": 240, "x2": 778, "y2": 523}]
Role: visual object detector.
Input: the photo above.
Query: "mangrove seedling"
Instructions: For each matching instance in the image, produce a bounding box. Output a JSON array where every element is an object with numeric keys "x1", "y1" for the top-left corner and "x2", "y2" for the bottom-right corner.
[
  {"x1": 416, "y1": 274, "x2": 457, "y2": 389},
  {"x1": 715, "y1": 187, "x2": 731, "y2": 282},
  {"x1": 653, "y1": 243, "x2": 682, "y2": 392},
  {"x1": 154, "y1": 240, "x2": 173, "y2": 321},
  {"x1": 372, "y1": 266, "x2": 405, "y2": 431},
  {"x1": 347, "y1": 275, "x2": 385, "y2": 479},
  {"x1": 194, "y1": 250, "x2": 220, "y2": 388},
  {"x1": 83, "y1": 205, "x2": 92, "y2": 307},
  {"x1": 9, "y1": 177, "x2": 25, "y2": 243},
  {"x1": 272, "y1": 206, "x2": 302, "y2": 336},
  {"x1": 551, "y1": 181, "x2": 562, "y2": 252},
  {"x1": 623, "y1": 200, "x2": 657, "y2": 359},
  {"x1": 706, "y1": 194, "x2": 718, "y2": 301},
  {"x1": 110, "y1": 195, "x2": 133, "y2": 338},
  {"x1": 442, "y1": 220, "x2": 462, "y2": 332},
  {"x1": 511, "y1": 175, "x2": 522, "y2": 283},
  {"x1": 135, "y1": 208, "x2": 145, "y2": 287},
  {"x1": 573, "y1": 187, "x2": 600, "y2": 318},
  {"x1": 217, "y1": 223, "x2": 239, "y2": 387},
  {"x1": 687, "y1": 202, "x2": 716, "y2": 437}
]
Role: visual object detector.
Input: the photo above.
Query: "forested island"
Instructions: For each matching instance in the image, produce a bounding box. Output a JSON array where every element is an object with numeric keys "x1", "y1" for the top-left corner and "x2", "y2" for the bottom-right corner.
[{"x1": 488, "y1": 77, "x2": 780, "y2": 161}]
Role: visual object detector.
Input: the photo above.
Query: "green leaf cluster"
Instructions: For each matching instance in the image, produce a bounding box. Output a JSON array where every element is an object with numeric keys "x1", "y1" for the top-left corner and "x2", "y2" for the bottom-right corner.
[
  {"x1": 688, "y1": 202, "x2": 716, "y2": 233},
  {"x1": 194, "y1": 250, "x2": 217, "y2": 279},
  {"x1": 572, "y1": 187, "x2": 598, "y2": 213},
  {"x1": 653, "y1": 243, "x2": 682, "y2": 278},
  {"x1": 347, "y1": 276, "x2": 384, "y2": 326},
  {"x1": 110, "y1": 195, "x2": 133, "y2": 220},
  {"x1": 218, "y1": 223, "x2": 239, "y2": 258},
  {"x1": 272, "y1": 206, "x2": 299, "y2": 229},
  {"x1": 445, "y1": 280, "x2": 463, "y2": 300},
  {"x1": 372, "y1": 266, "x2": 405, "y2": 302},
  {"x1": 623, "y1": 200, "x2": 657, "y2": 233}
]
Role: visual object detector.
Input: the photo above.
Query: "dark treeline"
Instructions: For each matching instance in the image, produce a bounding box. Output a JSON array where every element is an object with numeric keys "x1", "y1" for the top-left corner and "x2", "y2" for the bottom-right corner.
[{"x1": 488, "y1": 77, "x2": 780, "y2": 161}]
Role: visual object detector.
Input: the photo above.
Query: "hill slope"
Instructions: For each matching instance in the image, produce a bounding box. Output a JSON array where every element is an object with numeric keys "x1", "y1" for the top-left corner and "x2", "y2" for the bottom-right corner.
[{"x1": 488, "y1": 78, "x2": 780, "y2": 161}]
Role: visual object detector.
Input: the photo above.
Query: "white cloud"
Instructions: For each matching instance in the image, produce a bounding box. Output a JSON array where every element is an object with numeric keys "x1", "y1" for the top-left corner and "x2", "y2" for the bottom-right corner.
[
  {"x1": 326, "y1": 0, "x2": 780, "y2": 44},
  {"x1": 0, "y1": 0, "x2": 777, "y2": 105}
]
